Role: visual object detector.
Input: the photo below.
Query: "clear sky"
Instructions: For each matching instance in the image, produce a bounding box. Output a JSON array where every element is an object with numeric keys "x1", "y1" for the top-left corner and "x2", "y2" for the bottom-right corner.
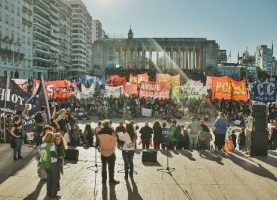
[{"x1": 82, "y1": 0, "x2": 276, "y2": 63}]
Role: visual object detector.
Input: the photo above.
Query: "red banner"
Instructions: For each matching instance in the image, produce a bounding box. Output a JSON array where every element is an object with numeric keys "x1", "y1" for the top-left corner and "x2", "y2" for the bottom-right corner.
[
  {"x1": 231, "y1": 79, "x2": 248, "y2": 101},
  {"x1": 107, "y1": 75, "x2": 126, "y2": 86},
  {"x1": 123, "y1": 84, "x2": 138, "y2": 95},
  {"x1": 44, "y1": 80, "x2": 71, "y2": 99},
  {"x1": 206, "y1": 76, "x2": 213, "y2": 89},
  {"x1": 212, "y1": 77, "x2": 232, "y2": 100},
  {"x1": 129, "y1": 73, "x2": 149, "y2": 84},
  {"x1": 139, "y1": 81, "x2": 171, "y2": 99}
]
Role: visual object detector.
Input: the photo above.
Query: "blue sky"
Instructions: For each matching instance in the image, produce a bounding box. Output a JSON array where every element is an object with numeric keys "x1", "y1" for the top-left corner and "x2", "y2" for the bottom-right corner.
[{"x1": 83, "y1": 0, "x2": 276, "y2": 63}]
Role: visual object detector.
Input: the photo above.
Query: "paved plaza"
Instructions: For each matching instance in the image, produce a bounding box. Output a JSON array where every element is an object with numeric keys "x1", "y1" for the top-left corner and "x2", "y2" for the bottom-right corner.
[{"x1": 0, "y1": 118, "x2": 277, "y2": 200}]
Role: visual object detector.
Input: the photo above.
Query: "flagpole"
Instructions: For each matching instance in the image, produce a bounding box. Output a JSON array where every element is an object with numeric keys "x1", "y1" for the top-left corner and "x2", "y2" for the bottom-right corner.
[
  {"x1": 41, "y1": 75, "x2": 51, "y2": 123},
  {"x1": 3, "y1": 76, "x2": 10, "y2": 143}
]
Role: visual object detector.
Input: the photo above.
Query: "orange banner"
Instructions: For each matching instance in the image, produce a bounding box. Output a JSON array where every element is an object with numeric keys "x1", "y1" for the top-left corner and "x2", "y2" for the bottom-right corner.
[
  {"x1": 231, "y1": 79, "x2": 248, "y2": 101},
  {"x1": 123, "y1": 84, "x2": 138, "y2": 95},
  {"x1": 129, "y1": 73, "x2": 149, "y2": 84},
  {"x1": 139, "y1": 81, "x2": 171, "y2": 99},
  {"x1": 156, "y1": 73, "x2": 180, "y2": 85},
  {"x1": 212, "y1": 77, "x2": 232, "y2": 100},
  {"x1": 44, "y1": 80, "x2": 71, "y2": 99},
  {"x1": 107, "y1": 75, "x2": 126, "y2": 86}
]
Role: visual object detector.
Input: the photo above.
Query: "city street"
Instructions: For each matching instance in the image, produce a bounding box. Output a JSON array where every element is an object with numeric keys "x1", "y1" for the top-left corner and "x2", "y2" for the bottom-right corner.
[{"x1": 0, "y1": 117, "x2": 277, "y2": 200}]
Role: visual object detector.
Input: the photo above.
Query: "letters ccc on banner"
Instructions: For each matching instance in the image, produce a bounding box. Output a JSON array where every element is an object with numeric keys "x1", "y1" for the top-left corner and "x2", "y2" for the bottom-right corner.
[{"x1": 249, "y1": 82, "x2": 277, "y2": 102}]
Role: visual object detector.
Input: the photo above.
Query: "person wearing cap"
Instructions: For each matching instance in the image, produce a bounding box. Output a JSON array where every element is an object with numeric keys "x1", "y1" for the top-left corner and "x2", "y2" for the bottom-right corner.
[
  {"x1": 187, "y1": 117, "x2": 203, "y2": 150},
  {"x1": 198, "y1": 120, "x2": 210, "y2": 150}
]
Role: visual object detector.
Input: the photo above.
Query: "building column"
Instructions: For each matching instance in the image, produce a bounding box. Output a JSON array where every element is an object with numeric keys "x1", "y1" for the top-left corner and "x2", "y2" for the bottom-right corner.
[
  {"x1": 193, "y1": 47, "x2": 196, "y2": 69},
  {"x1": 177, "y1": 47, "x2": 180, "y2": 68},
  {"x1": 112, "y1": 47, "x2": 116, "y2": 61},
  {"x1": 156, "y1": 50, "x2": 159, "y2": 66},
  {"x1": 142, "y1": 48, "x2": 146, "y2": 68},
  {"x1": 149, "y1": 47, "x2": 152, "y2": 69},
  {"x1": 134, "y1": 48, "x2": 137, "y2": 68},
  {"x1": 137, "y1": 49, "x2": 140, "y2": 68},
  {"x1": 163, "y1": 47, "x2": 167, "y2": 71},
  {"x1": 182, "y1": 48, "x2": 185, "y2": 69},
  {"x1": 119, "y1": 47, "x2": 122, "y2": 66}
]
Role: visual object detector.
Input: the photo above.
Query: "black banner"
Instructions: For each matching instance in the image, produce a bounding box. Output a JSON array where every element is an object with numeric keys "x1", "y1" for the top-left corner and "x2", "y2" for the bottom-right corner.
[{"x1": 0, "y1": 76, "x2": 48, "y2": 133}]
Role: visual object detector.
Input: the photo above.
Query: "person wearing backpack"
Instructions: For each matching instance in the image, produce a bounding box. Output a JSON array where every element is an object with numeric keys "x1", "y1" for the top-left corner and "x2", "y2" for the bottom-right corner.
[
  {"x1": 35, "y1": 106, "x2": 48, "y2": 147},
  {"x1": 187, "y1": 117, "x2": 203, "y2": 150}
]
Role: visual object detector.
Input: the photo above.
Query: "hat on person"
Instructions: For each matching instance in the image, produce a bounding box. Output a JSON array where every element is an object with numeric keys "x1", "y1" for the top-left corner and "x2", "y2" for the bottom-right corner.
[
  {"x1": 199, "y1": 120, "x2": 204, "y2": 125},
  {"x1": 241, "y1": 127, "x2": 245, "y2": 132}
]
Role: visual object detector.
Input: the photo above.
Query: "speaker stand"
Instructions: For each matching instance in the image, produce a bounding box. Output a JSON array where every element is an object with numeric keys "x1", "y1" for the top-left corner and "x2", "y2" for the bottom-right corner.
[
  {"x1": 87, "y1": 147, "x2": 102, "y2": 173},
  {"x1": 157, "y1": 146, "x2": 175, "y2": 174}
]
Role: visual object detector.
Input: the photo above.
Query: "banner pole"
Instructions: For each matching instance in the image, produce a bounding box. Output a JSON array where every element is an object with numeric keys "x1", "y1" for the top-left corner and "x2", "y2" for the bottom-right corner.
[
  {"x1": 3, "y1": 76, "x2": 10, "y2": 143},
  {"x1": 41, "y1": 75, "x2": 51, "y2": 123}
]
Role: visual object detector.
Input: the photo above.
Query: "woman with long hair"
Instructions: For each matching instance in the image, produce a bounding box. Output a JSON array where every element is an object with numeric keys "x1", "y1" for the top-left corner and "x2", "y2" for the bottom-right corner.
[
  {"x1": 10, "y1": 116, "x2": 23, "y2": 160},
  {"x1": 54, "y1": 133, "x2": 68, "y2": 191},
  {"x1": 83, "y1": 123, "x2": 94, "y2": 147},
  {"x1": 119, "y1": 123, "x2": 137, "y2": 180},
  {"x1": 153, "y1": 120, "x2": 162, "y2": 149},
  {"x1": 40, "y1": 132, "x2": 60, "y2": 199}
]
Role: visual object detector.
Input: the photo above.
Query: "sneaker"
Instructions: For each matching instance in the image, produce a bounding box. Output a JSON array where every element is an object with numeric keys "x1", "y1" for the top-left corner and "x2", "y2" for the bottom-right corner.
[
  {"x1": 52, "y1": 195, "x2": 61, "y2": 200},
  {"x1": 109, "y1": 180, "x2": 120, "y2": 184}
]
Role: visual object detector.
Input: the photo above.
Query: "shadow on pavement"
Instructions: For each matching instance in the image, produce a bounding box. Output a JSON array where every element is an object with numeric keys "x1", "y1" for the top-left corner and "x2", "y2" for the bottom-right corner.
[
  {"x1": 178, "y1": 150, "x2": 196, "y2": 161},
  {"x1": 198, "y1": 150, "x2": 224, "y2": 165},
  {"x1": 126, "y1": 178, "x2": 143, "y2": 200},
  {"x1": 23, "y1": 180, "x2": 46, "y2": 200},
  {"x1": 160, "y1": 149, "x2": 173, "y2": 157},
  {"x1": 227, "y1": 152, "x2": 277, "y2": 182}
]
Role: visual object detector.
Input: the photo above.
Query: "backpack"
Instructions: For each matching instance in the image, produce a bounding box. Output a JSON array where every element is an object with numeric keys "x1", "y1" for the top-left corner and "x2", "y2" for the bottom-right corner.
[
  {"x1": 174, "y1": 126, "x2": 182, "y2": 138},
  {"x1": 35, "y1": 112, "x2": 43, "y2": 123}
]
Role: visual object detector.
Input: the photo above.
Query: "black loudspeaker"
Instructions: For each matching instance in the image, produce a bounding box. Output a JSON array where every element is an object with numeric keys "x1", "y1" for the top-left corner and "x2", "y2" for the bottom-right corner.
[
  {"x1": 142, "y1": 151, "x2": 157, "y2": 162},
  {"x1": 247, "y1": 116, "x2": 267, "y2": 131},
  {"x1": 251, "y1": 103, "x2": 266, "y2": 112},
  {"x1": 65, "y1": 149, "x2": 79, "y2": 161},
  {"x1": 250, "y1": 111, "x2": 266, "y2": 118},
  {"x1": 245, "y1": 129, "x2": 268, "y2": 156}
]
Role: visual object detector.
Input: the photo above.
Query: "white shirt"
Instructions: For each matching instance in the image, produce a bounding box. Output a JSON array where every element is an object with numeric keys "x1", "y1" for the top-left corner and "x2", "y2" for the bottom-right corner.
[{"x1": 120, "y1": 132, "x2": 135, "y2": 151}]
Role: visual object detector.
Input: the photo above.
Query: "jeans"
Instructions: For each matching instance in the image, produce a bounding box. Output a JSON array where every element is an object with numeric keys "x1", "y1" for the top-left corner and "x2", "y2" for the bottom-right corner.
[
  {"x1": 189, "y1": 134, "x2": 198, "y2": 150},
  {"x1": 142, "y1": 138, "x2": 150, "y2": 149},
  {"x1": 272, "y1": 140, "x2": 277, "y2": 150},
  {"x1": 199, "y1": 140, "x2": 209, "y2": 150},
  {"x1": 14, "y1": 138, "x2": 22, "y2": 159},
  {"x1": 45, "y1": 162, "x2": 59, "y2": 198},
  {"x1": 101, "y1": 153, "x2": 116, "y2": 182},
  {"x1": 122, "y1": 150, "x2": 135, "y2": 177}
]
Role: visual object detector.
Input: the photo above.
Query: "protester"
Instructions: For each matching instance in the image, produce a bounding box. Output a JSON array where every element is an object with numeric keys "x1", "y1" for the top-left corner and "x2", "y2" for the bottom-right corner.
[
  {"x1": 83, "y1": 123, "x2": 94, "y2": 147},
  {"x1": 161, "y1": 122, "x2": 170, "y2": 149},
  {"x1": 54, "y1": 109, "x2": 67, "y2": 136},
  {"x1": 198, "y1": 120, "x2": 210, "y2": 150},
  {"x1": 35, "y1": 106, "x2": 48, "y2": 147},
  {"x1": 115, "y1": 121, "x2": 126, "y2": 150},
  {"x1": 54, "y1": 133, "x2": 67, "y2": 191},
  {"x1": 139, "y1": 122, "x2": 153, "y2": 149},
  {"x1": 153, "y1": 120, "x2": 162, "y2": 149},
  {"x1": 5, "y1": 115, "x2": 13, "y2": 143},
  {"x1": 119, "y1": 123, "x2": 137, "y2": 180},
  {"x1": 180, "y1": 125, "x2": 189, "y2": 149},
  {"x1": 39, "y1": 132, "x2": 61, "y2": 200},
  {"x1": 98, "y1": 120, "x2": 119, "y2": 184},
  {"x1": 169, "y1": 120, "x2": 178, "y2": 150},
  {"x1": 16, "y1": 105, "x2": 27, "y2": 144},
  {"x1": 187, "y1": 117, "x2": 203, "y2": 150},
  {"x1": 10, "y1": 116, "x2": 23, "y2": 160},
  {"x1": 65, "y1": 113, "x2": 77, "y2": 146},
  {"x1": 212, "y1": 112, "x2": 229, "y2": 153},
  {"x1": 229, "y1": 130, "x2": 237, "y2": 150}
]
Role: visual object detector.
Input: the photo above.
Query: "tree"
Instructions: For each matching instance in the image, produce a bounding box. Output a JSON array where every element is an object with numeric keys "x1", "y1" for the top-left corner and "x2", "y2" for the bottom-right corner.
[{"x1": 257, "y1": 67, "x2": 270, "y2": 82}]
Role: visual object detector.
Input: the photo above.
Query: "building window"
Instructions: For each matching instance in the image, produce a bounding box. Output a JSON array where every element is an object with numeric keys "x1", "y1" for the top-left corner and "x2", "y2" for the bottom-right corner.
[
  {"x1": 17, "y1": 7, "x2": 20, "y2": 15},
  {"x1": 11, "y1": 4, "x2": 14, "y2": 12},
  {"x1": 11, "y1": 17, "x2": 14, "y2": 26},
  {"x1": 17, "y1": 20, "x2": 20, "y2": 28},
  {"x1": 5, "y1": 14, "x2": 8, "y2": 24},
  {"x1": 5, "y1": 0, "x2": 8, "y2": 10},
  {"x1": 22, "y1": 35, "x2": 25, "y2": 44}
]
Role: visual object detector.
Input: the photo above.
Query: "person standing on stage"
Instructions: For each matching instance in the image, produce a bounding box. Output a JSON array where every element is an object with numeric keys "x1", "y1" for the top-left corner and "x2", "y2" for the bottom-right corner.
[
  {"x1": 115, "y1": 121, "x2": 126, "y2": 149},
  {"x1": 161, "y1": 122, "x2": 170, "y2": 149},
  {"x1": 98, "y1": 120, "x2": 119, "y2": 184},
  {"x1": 153, "y1": 120, "x2": 162, "y2": 149},
  {"x1": 119, "y1": 123, "x2": 137, "y2": 180},
  {"x1": 139, "y1": 122, "x2": 153, "y2": 149}
]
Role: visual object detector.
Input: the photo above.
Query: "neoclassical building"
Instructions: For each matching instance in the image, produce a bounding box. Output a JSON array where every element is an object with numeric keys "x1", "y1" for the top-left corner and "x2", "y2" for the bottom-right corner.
[{"x1": 92, "y1": 28, "x2": 218, "y2": 71}]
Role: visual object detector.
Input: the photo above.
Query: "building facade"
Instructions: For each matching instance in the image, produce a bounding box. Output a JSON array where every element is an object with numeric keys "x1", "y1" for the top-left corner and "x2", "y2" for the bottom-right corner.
[
  {"x1": 218, "y1": 49, "x2": 227, "y2": 64},
  {"x1": 92, "y1": 28, "x2": 218, "y2": 71},
  {"x1": 68, "y1": 0, "x2": 93, "y2": 77},
  {"x1": 92, "y1": 19, "x2": 102, "y2": 43},
  {"x1": 59, "y1": 0, "x2": 72, "y2": 79},
  {"x1": 0, "y1": 0, "x2": 33, "y2": 79},
  {"x1": 256, "y1": 45, "x2": 273, "y2": 73},
  {"x1": 33, "y1": 0, "x2": 61, "y2": 80}
]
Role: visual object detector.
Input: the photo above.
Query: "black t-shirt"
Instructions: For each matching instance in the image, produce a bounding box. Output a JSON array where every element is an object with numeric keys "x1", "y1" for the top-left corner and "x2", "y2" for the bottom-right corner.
[
  {"x1": 13, "y1": 124, "x2": 23, "y2": 137},
  {"x1": 239, "y1": 132, "x2": 246, "y2": 145}
]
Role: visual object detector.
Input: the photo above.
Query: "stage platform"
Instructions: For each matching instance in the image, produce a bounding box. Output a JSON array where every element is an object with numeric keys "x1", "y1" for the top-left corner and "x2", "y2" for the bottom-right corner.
[{"x1": 0, "y1": 144, "x2": 277, "y2": 200}]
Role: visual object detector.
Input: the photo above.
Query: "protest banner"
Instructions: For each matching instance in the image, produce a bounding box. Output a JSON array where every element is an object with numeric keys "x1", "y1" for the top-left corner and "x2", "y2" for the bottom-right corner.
[
  {"x1": 156, "y1": 73, "x2": 180, "y2": 85},
  {"x1": 107, "y1": 75, "x2": 126, "y2": 86},
  {"x1": 123, "y1": 84, "x2": 137, "y2": 95},
  {"x1": 104, "y1": 85, "x2": 123, "y2": 98},
  {"x1": 12, "y1": 79, "x2": 28, "y2": 91},
  {"x1": 141, "y1": 108, "x2": 152, "y2": 117},
  {"x1": 212, "y1": 77, "x2": 232, "y2": 100},
  {"x1": 206, "y1": 76, "x2": 213, "y2": 89},
  {"x1": 0, "y1": 76, "x2": 48, "y2": 137},
  {"x1": 139, "y1": 81, "x2": 171, "y2": 99},
  {"x1": 248, "y1": 82, "x2": 277, "y2": 102},
  {"x1": 44, "y1": 80, "x2": 71, "y2": 99},
  {"x1": 231, "y1": 79, "x2": 248, "y2": 101},
  {"x1": 129, "y1": 73, "x2": 149, "y2": 84}
]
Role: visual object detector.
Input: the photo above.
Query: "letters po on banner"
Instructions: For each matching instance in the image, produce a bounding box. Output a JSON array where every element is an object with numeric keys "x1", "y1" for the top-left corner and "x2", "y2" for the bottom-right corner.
[{"x1": 139, "y1": 81, "x2": 170, "y2": 99}]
